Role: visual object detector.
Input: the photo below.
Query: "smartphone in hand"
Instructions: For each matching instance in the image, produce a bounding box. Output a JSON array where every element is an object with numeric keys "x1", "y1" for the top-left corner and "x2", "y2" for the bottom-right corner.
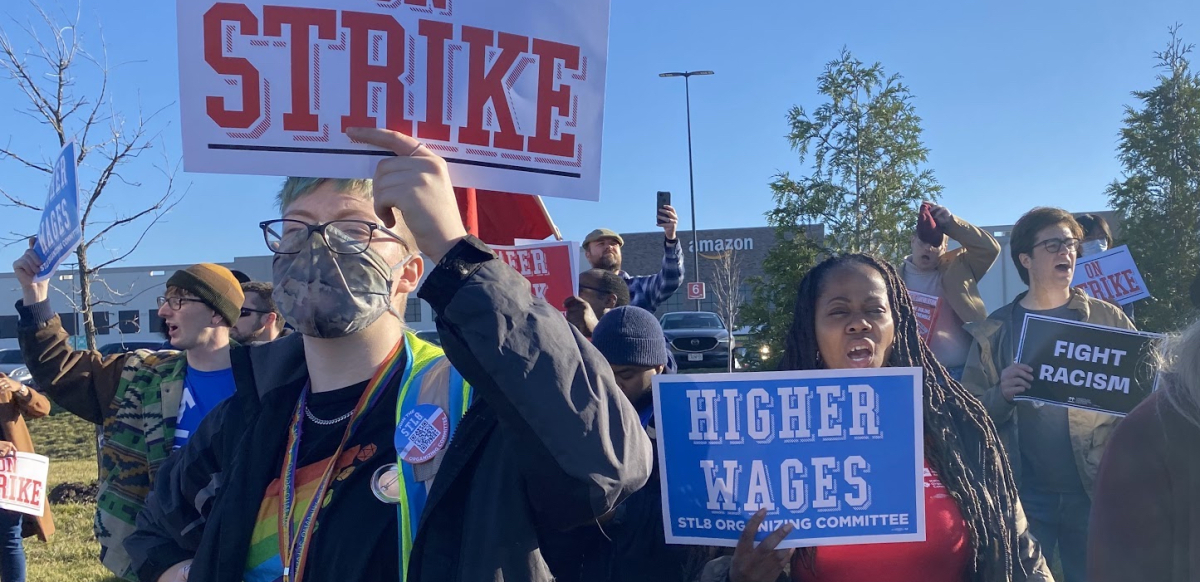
[{"x1": 657, "y1": 191, "x2": 671, "y2": 225}]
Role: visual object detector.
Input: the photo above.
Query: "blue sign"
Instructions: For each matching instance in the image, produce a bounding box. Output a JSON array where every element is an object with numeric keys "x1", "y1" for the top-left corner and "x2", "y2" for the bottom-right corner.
[
  {"x1": 652, "y1": 368, "x2": 925, "y2": 549},
  {"x1": 33, "y1": 141, "x2": 82, "y2": 282}
]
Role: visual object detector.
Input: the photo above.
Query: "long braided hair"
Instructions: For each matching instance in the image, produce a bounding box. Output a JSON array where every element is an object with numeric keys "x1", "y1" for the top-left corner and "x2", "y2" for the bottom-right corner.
[{"x1": 782, "y1": 254, "x2": 1024, "y2": 582}]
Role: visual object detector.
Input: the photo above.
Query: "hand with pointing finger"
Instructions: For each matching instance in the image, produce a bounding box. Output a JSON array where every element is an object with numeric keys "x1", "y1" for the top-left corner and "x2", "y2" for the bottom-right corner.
[
  {"x1": 345, "y1": 127, "x2": 469, "y2": 263},
  {"x1": 729, "y1": 509, "x2": 795, "y2": 582}
]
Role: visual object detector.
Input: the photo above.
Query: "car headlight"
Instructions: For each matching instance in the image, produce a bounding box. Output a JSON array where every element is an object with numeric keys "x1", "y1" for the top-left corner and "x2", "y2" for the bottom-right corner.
[
  {"x1": 9, "y1": 367, "x2": 32, "y2": 384},
  {"x1": 717, "y1": 337, "x2": 731, "y2": 344}
]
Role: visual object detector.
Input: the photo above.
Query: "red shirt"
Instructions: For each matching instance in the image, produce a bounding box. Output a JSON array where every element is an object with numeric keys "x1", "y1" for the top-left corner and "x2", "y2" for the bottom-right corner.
[{"x1": 792, "y1": 460, "x2": 971, "y2": 582}]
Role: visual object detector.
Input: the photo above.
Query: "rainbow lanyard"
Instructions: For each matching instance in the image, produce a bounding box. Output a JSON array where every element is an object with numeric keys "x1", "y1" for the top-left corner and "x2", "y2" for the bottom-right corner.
[{"x1": 277, "y1": 340, "x2": 410, "y2": 582}]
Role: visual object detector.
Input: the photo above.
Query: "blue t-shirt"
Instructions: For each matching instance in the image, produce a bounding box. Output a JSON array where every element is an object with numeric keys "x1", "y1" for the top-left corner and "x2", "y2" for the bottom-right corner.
[{"x1": 174, "y1": 366, "x2": 236, "y2": 449}]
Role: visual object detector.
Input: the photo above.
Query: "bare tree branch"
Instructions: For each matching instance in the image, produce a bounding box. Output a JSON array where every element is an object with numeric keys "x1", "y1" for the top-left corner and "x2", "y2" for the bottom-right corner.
[{"x1": 0, "y1": 185, "x2": 40, "y2": 210}]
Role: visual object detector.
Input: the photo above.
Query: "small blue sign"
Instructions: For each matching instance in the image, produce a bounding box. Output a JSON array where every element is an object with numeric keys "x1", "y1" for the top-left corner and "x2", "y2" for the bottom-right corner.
[
  {"x1": 33, "y1": 141, "x2": 81, "y2": 282},
  {"x1": 652, "y1": 368, "x2": 925, "y2": 549}
]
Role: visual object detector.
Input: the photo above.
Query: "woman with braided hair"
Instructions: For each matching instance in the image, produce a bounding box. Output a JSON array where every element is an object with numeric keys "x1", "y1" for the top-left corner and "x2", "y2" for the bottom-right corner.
[{"x1": 704, "y1": 254, "x2": 1051, "y2": 582}]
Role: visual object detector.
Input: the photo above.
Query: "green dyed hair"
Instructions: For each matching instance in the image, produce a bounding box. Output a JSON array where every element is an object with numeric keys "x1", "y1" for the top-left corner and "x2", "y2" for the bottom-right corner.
[{"x1": 276, "y1": 178, "x2": 373, "y2": 212}]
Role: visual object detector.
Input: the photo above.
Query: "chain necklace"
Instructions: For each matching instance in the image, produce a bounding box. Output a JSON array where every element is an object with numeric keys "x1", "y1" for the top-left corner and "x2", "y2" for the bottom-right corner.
[{"x1": 304, "y1": 406, "x2": 353, "y2": 426}]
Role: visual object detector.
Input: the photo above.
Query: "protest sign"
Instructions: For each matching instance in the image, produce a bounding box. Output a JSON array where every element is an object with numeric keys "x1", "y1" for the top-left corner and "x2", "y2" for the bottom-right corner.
[
  {"x1": 908, "y1": 291, "x2": 941, "y2": 344},
  {"x1": 176, "y1": 0, "x2": 609, "y2": 201},
  {"x1": 652, "y1": 368, "x2": 925, "y2": 549},
  {"x1": 492, "y1": 240, "x2": 578, "y2": 314},
  {"x1": 33, "y1": 141, "x2": 81, "y2": 283},
  {"x1": 1071, "y1": 245, "x2": 1150, "y2": 305},
  {"x1": 1016, "y1": 314, "x2": 1162, "y2": 416},
  {"x1": 0, "y1": 453, "x2": 49, "y2": 518}
]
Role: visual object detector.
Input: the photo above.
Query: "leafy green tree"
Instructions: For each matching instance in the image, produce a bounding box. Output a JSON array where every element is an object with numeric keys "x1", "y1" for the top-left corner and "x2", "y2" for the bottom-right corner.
[
  {"x1": 743, "y1": 48, "x2": 941, "y2": 366},
  {"x1": 1107, "y1": 26, "x2": 1200, "y2": 332}
]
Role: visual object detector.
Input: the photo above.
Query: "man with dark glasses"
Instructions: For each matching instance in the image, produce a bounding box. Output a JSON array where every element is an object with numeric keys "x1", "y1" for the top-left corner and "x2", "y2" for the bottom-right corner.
[
  {"x1": 963, "y1": 207, "x2": 1137, "y2": 582},
  {"x1": 8, "y1": 253, "x2": 243, "y2": 580},
  {"x1": 231, "y1": 282, "x2": 285, "y2": 345},
  {"x1": 565, "y1": 268, "x2": 631, "y2": 338}
]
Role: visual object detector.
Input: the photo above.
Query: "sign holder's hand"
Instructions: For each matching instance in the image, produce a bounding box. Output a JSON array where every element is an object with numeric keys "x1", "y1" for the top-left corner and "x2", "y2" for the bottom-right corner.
[
  {"x1": 0, "y1": 441, "x2": 16, "y2": 458},
  {"x1": 658, "y1": 205, "x2": 679, "y2": 241},
  {"x1": 156, "y1": 560, "x2": 192, "y2": 582},
  {"x1": 1000, "y1": 363, "x2": 1034, "y2": 402},
  {"x1": 12, "y1": 237, "x2": 50, "y2": 306},
  {"x1": 729, "y1": 509, "x2": 794, "y2": 582},
  {"x1": 346, "y1": 127, "x2": 468, "y2": 263}
]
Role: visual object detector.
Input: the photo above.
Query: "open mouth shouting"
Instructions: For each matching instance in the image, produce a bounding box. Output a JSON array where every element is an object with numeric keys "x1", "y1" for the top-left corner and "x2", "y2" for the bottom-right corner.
[{"x1": 845, "y1": 339, "x2": 877, "y2": 368}]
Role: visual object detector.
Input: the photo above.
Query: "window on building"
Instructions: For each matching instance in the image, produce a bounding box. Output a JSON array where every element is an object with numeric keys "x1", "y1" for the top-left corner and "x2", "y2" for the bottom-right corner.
[
  {"x1": 119, "y1": 310, "x2": 141, "y2": 334},
  {"x1": 149, "y1": 313, "x2": 165, "y2": 334},
  {"x1": 405, "y1": 298, "x2": 422, "y2": 323},
  {"x1": 0, "y1": 316, "x2": 17, "y2": 340},
  {"x1": 94, "y1": 312, "x2": 111, "y2": 335},
  {"x1": 59, "y1": 312, "x2": 79, "y2": 336}
]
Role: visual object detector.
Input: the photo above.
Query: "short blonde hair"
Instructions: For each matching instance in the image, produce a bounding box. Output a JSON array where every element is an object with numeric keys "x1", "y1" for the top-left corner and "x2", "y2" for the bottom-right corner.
[
  {"x1": 1156, "y1": 318, "x2": 1200, "y2": 429},
  {"x1": 276, "y1": 178, "x2": 373, "y2": 212},
  {"x1": 276, "y1": 178, "x2": 415, "y2": 251}
]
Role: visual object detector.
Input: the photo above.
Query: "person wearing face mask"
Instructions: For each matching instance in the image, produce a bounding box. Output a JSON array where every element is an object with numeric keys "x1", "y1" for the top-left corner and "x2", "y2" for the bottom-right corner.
[
  {"x1": 1075, "y1": 213, "x2": 1113, "y2": 258},
  {"x1": 8, "y1": 252, "x2": 242, "y2": 581},
  {"x1": 125, "y1": 127, "x2": 652, "y2": 582},
  {"x1": 898, "y1": 202, "x2": 1001, "y2": 381},
  {"x1": 702, "y1": 254, "x2": 1050, "y2": 582},
  {"x1": 961, "y1": 207, "x2": 1136, "y2": 582}
]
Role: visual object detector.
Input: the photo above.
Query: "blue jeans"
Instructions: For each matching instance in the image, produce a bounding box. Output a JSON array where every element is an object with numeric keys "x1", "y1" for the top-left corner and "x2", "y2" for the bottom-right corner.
[
  {"x1": 0, "y1": 509, "x2": 24, "y2": 582},
  {"x1": 1021, "y1": 489, "x2": 1089, "y2": 582}
]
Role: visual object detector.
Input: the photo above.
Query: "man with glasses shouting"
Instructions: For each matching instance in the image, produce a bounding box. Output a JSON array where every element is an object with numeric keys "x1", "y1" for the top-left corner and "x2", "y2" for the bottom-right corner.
[
  {"x1": 962, "y1": 207, "x2": 1136, "y2": 582},
  {"x1": 8, "y1": 251, "x2": 243, "y2": 580},
  {"x1": 126, "y1": 127, "x2": 650, "y2": 582}
]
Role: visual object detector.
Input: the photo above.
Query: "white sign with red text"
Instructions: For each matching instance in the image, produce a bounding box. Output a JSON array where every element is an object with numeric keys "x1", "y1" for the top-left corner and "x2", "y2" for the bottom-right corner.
[
  {"x1": 0, "y1": 453, "x2": 48, "y2": 518},
  {"x1": 1072, "y1": 245, "x2": 1150, "y2": 306},
  {"x1": 177, "y1": 0, "x2": 610, "y2": 201},
  {"x1": 493, "y1": 240, "x2": 578, "y2": 314}
]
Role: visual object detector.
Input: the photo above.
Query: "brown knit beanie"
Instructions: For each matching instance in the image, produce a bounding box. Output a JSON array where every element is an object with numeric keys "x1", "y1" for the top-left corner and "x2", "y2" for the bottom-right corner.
[{"x1": 166, "y1": 263, "x2": 245, "y2": 325}]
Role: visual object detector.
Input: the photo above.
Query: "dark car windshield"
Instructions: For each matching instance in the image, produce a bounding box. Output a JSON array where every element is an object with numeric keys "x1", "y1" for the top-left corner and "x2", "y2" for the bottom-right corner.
[
  {"x1": 661, "y1": 313, "x2": 723, "y2": 330},
  {"x1": 0, "y1": 350, "x2": 23, "y2": 365}
]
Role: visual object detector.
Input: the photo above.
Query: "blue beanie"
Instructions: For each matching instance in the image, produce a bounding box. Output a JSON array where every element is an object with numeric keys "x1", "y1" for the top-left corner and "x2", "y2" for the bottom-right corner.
[{"x1": 592, "y1": 306, "x2": 670, "y2": 368}]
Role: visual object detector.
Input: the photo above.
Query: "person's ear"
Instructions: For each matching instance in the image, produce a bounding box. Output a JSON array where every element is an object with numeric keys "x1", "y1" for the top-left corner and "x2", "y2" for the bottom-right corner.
[
  {"x1": 654, "y1": 365, "x2": 665, "y2": 374},
  {"x1": 1019, "y1": 252, "x2": 1033, "y2": 271},
  {"x1": 393, "y1": 255, "x2": 424, "y2": 296},
  {"x1": 605, "y1": 294, "x2": 618, "y2": 309}
]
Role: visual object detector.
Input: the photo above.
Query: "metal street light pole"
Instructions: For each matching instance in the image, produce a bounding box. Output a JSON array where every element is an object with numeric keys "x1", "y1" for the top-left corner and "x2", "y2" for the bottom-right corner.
[{"x1": 659, "y1": 70, "x2": 713, "y2": 311}]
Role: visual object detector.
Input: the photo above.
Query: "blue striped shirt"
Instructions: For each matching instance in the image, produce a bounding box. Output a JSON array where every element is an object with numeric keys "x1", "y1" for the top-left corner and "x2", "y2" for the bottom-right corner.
[{"x1": 620, "y1": 239, "x2": 684, "y2": 314}]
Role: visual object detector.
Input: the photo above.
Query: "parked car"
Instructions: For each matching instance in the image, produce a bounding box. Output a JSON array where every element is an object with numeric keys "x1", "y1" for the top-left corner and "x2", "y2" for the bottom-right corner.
[
  {"x1": 0, "y1": 350, "x2": 34, "y2": 385},
  {"x1": 98, "y1": 341, "x2": 170, "y2": 357},
  {"x1": 414, "y1": 330, "x2": 442, "y2": 347},
  {"x1": 660, "y1": 311, "x2": 733, "y2": 370}
]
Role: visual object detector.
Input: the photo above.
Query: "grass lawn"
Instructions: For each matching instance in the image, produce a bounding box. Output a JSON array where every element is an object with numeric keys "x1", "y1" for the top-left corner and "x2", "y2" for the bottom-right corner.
[{"x1": 25, "y1": 413, "x2": 123, "y2": 582}]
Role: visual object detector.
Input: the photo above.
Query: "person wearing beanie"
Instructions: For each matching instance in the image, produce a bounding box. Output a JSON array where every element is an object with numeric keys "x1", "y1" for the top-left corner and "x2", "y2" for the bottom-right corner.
[
  {"x1": 9, "y1": 248, "x2": 243, "y2": 580},
  {"x1": 898, "y1": 201, "x2": 1000, "y2": 380},
  {"x1": 544, "y1": 306, "x2": 715, "y2": 582}
]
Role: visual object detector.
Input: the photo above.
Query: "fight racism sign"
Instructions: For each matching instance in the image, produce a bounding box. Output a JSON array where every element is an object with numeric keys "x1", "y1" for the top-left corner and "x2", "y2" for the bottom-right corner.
[
  {"x1": 177, "y1": 0, "x2": 610, "y2": 201},
  {"x1": 653, "y1": 369, "x2": 925, "y2": 549},
  {"x1": 1016, "y1": 315, "x2": 1162, "y2": 416}
]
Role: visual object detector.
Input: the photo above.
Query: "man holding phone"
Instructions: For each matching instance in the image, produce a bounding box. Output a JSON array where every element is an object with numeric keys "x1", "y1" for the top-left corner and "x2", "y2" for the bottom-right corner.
[{"x1": 583, "y1": 196, "x2": 683, "y2": 314}]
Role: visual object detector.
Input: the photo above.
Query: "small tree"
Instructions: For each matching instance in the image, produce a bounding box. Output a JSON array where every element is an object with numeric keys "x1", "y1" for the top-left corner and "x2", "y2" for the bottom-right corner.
[
  {"x1": 709, "y1": 249, "x2": 743, "y2": 372},
  {"x1": 743, "y1": 48, "x2": 939, "y2": 363},
  {"x1": 1107, "y1": 25, "x2": 1200, "y2": 332},
  {"x1": 0, "y1": 2, "x2": 183, "y2": 350}
]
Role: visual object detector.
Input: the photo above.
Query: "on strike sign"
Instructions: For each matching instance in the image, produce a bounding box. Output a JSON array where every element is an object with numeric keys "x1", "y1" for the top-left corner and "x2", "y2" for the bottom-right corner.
[
  {"x1": 492, "y1": 240, "x2": 578, "y2": 314},
  {"x1": 653, "y1": 369, "x2": 925, "y2": 549},
  {"x1": 1071, "y1": 245, "x2": 1150, "y2": 306},
  {"x1": 176, "y1": 0, "x2": 609, "y2": 201},
  {"x1": 0, "y1": 453, "x2": 49, "y2": 518}
]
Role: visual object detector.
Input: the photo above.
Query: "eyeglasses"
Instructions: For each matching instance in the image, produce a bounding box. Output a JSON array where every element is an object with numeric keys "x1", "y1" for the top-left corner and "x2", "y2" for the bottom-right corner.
[
  {"x1": 1031, "y1": 237, "x2": 1082, "y2": 255},
  {"x1": 239, "y1": 307, "x2": 273, "y2": 318},
  {"x1": 157, "y1": 296, "x2": 206, "y2": 310},
  {"x1": 260, "y1": 219, "x2": 407, "y2": 255}
]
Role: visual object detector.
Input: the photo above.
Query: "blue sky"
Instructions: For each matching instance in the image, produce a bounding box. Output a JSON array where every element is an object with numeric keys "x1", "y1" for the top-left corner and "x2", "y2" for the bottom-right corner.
[{"x1": 2, "y1": 0, "x2": 1198, "y2": 270}]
